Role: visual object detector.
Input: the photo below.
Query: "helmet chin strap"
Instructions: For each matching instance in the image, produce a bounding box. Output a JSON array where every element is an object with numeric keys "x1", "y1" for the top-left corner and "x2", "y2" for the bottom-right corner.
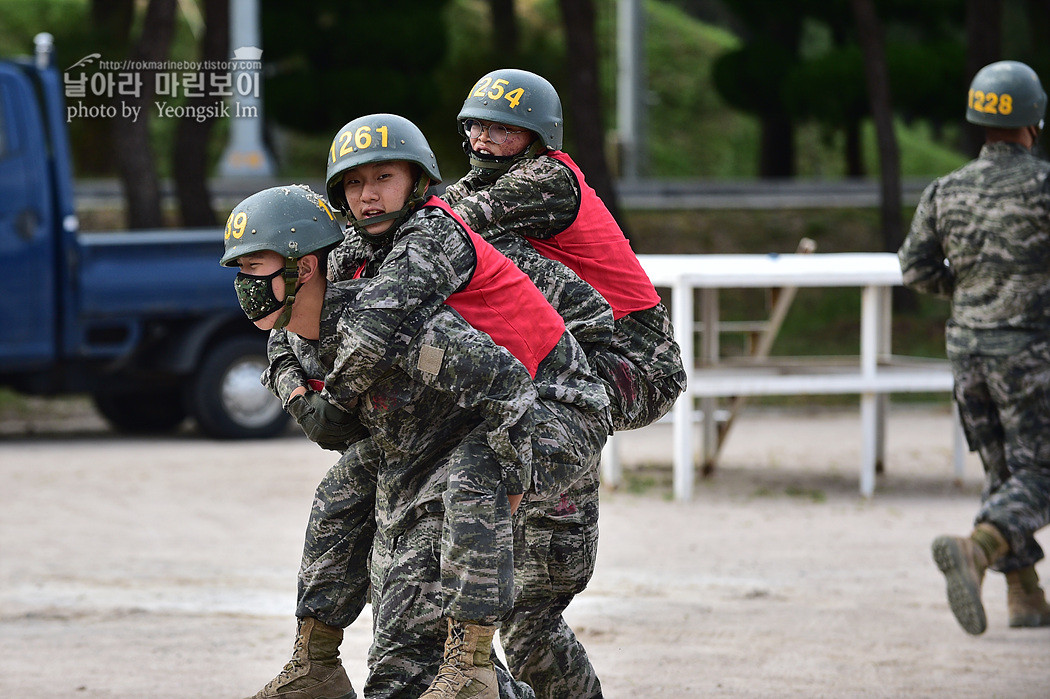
[
  {"x1": 464, "y1": 139, "x2": 546, "y2": 173},
  {"x1": 349, "y1": 176, "x2": 430, "y2": 243},
  {"x1": 272, "y1": 257, "x2": 301, "y2": 331}
]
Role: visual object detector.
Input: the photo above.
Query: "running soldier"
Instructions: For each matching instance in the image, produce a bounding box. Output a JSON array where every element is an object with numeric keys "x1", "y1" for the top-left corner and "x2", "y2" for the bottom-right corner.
[
  {"x1": 441, "y1": 68, "x2": 686, "y2": 699},
  {"x1": 899, "y1": 60, "x2": 1050, "y2": 634}
]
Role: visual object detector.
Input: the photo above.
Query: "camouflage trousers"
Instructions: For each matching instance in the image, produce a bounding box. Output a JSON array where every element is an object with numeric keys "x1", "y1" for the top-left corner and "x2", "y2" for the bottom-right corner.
[
  {"x1": 368, "y1": 513, "x2": 535, "y2": 699},
  {"x1": 951, "y1": 339, "x2": 1050, "y2": 572},
  {"x1": 296, "y1": 438, "x2": 379, "y2": 628},
  {"x1": 297, "y1": 427, "x2": 515, "y2": 628},
  {"x1": 590, "y1": 303, "x2": 687, "y2": 432},
  {"x1": 501, "y1": 469, "x2": 603, "y2": 699}
]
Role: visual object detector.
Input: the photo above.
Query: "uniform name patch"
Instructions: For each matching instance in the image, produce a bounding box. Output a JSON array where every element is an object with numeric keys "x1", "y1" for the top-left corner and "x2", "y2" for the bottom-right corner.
[{"x1": 417, "y1": 344, "x2": 444, "y2": 375}]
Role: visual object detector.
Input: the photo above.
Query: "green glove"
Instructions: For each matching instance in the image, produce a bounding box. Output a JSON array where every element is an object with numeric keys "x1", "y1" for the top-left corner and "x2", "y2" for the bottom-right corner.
[{"x1": 287, "y1": 391, "x2": 366, "y2": 451}]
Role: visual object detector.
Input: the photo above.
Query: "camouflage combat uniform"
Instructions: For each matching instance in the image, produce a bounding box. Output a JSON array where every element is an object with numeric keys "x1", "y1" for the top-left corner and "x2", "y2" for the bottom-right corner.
[
  {"x1": 443, "y1": 151, "x2": 686, "y2": 433},
  {"x1": 268, "y1": 282, "x2": 537, "y2": 699},
  {"x1": 899, "y1": 141, "x2": 1050, "y2": 573},
  {"x1": 444, "y1": 153, "x2": 683, "y2": 699},
  {"x1": 269, "y1": 203, "x2": 610, "y2": 698}
]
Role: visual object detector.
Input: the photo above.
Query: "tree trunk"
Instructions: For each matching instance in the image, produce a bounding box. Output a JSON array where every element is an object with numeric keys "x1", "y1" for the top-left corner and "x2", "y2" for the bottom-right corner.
[
  {"x1": 850, "y1": 0, "x2": 901, "y2": 252},
  {"x1": 111, "y1": 0, "x2": 178, "y2": 229},
  {"x1": 488, "y1": 0, "x2": 518, "y2": 59},
  {"x1": 845, "y1": 117, "x2": 864, "y2": 177},
  {"x1": 758, "y1": 114, "x2": 795, "y2": 177},
  {"x1": 851, "y1": 0, "x2": 911, "y2": 309},
  {"x1": 963, "y1": 0, "x2": 1002, "y2": 157},
  {"x1": 90, "y1": 0, "x2": 135, "y2": 50},
  {"x1": 557, "y1": 0, "x2": 629, "y2": 237},
  {"x1": 173, "y1": 0, "x2": 229, "y2": 227}
]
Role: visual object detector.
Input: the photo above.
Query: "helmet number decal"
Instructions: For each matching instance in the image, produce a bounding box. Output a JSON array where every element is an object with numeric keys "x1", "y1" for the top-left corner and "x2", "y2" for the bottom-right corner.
[
  {"x1": 970, "y1": 90, "x2": 1014, "y2": 116},
  {"x1": 470, "y1": 77, "x2": 525, "y2": 109},
  {"x1": 330, "y1": 125, "x2": 391, "y2": 163},
  {"x1": 225, "y1": 210, "x2": 248, "y2": 240},
  {"x1": 316, "y1": 198, "x2": 335, "y2": 221}
]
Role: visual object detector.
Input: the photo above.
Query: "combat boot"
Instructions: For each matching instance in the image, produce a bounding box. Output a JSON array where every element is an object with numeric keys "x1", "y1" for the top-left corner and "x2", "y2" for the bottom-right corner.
[
  {"x1": 1006, "y1": 566, "x2": 1050, "y2": 628},
  {"x1": 931, "y1": 522, "x2": 1009, "y2": 635},
  {"x1": 246, "y1": 617, "x2": 356, "y2": 699},
  {"x1": 419, "y1": 618, "x2": 498, "y2": 699}
]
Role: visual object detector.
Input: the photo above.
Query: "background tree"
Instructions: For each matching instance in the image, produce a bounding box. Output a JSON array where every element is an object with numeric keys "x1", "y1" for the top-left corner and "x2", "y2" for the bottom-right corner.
[
  {"x1": 710, "y1": 0, "x2": 813, "y2": 177},
  {"x1": 260, "y1": 0, "x2": 458, "y2": 169},
  {"x1": 963, "y1": 0, "x2": 1002, "y2": 155},
  {"x1": 558, "y1": 0, "x2": 627, "y2": 230},
  {"x1": 851, "y1": 0, "x2": 902, "y2": 260},
  {"x1": 172, "y1": 0, "x2": 228, "y2": 227},
  {"x1": 488, "y1": 0, "x2": 519, "y2": 59},
  {"x1": 94, "y1": 0, "x2": 178, "y2": 229}
]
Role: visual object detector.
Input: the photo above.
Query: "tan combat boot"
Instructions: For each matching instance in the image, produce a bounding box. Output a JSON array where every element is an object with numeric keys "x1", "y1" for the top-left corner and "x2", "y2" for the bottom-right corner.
[
  {"x1": 419, "y1": 618, "x2": 498, "y2": 699},
  {"x1": 931, "y1": 522, "x2": 1009, "y2": 635},
  {"x1": 246, "y1": 617, "x2": 356, "y2": 699},
  {"x1": 1006, "y1": 566, "x2": 1050, "y2": 628}
]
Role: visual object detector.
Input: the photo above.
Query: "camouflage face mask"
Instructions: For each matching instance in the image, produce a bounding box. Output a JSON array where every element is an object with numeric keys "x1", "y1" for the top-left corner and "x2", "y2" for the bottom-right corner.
[{"x1": 234, "y1": 269, "x2": 285, "y2": 321}]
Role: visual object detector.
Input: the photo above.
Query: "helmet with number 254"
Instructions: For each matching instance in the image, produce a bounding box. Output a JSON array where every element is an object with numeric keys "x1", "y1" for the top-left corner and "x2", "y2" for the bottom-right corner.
[
  {"x1": 966, "y1": 60, "x2": 1047, "y2": 129},
  {"x1": 458, "y1": 68, "x2": 564, "y2": 150}
]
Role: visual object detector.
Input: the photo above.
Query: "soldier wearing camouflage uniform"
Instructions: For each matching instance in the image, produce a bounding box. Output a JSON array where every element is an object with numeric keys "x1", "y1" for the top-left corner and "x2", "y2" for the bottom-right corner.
[
  {"x1": 899, "y1": 60, "x2": 1050, "y2": 635},
  {"x1": 444, "y1": 68, "x2": 686, "y2": 435},
  {"x1": 441, "y1": 69, "x2": 686, "y2": 699},
  {"x1": 249, "y1": 115, "x2": 611, "y2": 699},
  {"x1": 223, "y1": 182, "x2": 543, "y2": 699}
]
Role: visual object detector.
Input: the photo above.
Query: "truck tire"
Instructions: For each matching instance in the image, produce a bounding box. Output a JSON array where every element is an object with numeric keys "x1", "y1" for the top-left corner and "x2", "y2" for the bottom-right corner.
[
  {"x1": 93, "y1": 388, "x2": 188, "y2": 434},
  {"x1": 187, "y1": 336, "x2": 289, "y2": 439}
]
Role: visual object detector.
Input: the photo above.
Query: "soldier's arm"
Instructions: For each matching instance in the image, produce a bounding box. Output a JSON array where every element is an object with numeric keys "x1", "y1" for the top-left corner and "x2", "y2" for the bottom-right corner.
[
  {"x1": 263, "y1": 329, "x2": 308, "y2": 407},
  {"x1": 441, "y1": 168, "x2": 490, "y2": 206},
  {"x1": 448, "y1": 156, "x2": 579, "y2": 241},
  {"x1": 398, "y1": 306, "x2": 537, "y2": 496},
  {"x1": 899, "y1": 182, "x2": 955, "y2": 298},
  {"x1": 321, "y1": 214, "x2": 475, "y2": 408}
]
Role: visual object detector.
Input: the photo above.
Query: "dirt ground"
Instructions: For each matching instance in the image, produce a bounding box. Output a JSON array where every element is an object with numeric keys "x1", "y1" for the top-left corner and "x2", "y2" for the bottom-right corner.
[{"x1": 1, "y1": 398, "x2": 1047, "y2": 698}]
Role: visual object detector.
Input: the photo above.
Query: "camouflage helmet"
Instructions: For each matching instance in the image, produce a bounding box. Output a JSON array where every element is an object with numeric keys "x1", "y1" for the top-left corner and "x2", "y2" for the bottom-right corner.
[
  {"x1": 966, "y1": 60, "x2": 1047, "y2": 128},
  {"x1": 457, "y1": 68, "x2": 563, "y2": 150},
  {"x1": 220, "y1": 184, "x2": 343, "y2": 267},
  {"x1": 325, "y1": 113, "x2": 441, "y2": 215}
]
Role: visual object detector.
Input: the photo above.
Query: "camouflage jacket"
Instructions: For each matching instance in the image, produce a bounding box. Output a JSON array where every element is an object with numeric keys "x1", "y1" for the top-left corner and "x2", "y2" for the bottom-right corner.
[
  {"x1": 265, "y1": 283, "x2": 536, "y2": 505},
  {"x1": 300, "y1": 205, "x2": 480, "y2": 402},
  {"x1": 899, "y1": 142, "x2": 1050, "y2": 356}
]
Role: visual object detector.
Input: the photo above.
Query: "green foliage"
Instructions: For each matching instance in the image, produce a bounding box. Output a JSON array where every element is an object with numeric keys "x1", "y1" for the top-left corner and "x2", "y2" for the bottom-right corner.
[
  {"x1": 639, "y1": 0, "x2": 761, "y2": 177},
  {"x1": 0, "y1": 0, "x2": 980, "y2": 183},
  {"x1": 0, "y1": 0, "x2": 90, "y2": 64},
  {"x1": 260, "y1": 0, "x2": 452, "y2": 134}
]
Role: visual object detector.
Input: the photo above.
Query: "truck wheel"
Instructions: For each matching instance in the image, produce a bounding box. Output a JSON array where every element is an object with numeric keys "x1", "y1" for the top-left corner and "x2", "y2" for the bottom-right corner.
[
  {"x1": 187, "y1": 336, "x2": 289, "y2": 439},
  {"x1": 93, "y1": 388, "x2": 188, "y2": 434}
]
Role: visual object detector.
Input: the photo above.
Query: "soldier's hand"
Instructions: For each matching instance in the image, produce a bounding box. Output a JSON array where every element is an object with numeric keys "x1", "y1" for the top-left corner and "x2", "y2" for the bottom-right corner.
[{"x1": 287, "y1": 391, "x2": 364, "y2": 451}]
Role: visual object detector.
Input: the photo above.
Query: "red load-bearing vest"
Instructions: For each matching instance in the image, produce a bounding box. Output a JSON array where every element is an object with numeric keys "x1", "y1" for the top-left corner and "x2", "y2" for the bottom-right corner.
[
  {"x1": 527, "y1": 150, "x2": 660, "y2": 320},
  {"x1": 422, "y1": 196, "x2": 565, "y2": 378}
]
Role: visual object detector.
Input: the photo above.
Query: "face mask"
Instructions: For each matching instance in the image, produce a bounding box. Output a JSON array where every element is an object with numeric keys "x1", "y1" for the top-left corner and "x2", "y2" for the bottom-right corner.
[{"x1": 234, "y1": 269, "x2": 285, "y2": 321}]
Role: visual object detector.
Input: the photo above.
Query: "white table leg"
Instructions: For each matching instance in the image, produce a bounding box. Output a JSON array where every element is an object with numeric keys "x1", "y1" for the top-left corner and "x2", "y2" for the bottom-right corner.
[
  {"x1": 601, "y1": 433, "x2": 621, "y2": 488},
  {"x1": 860, "y1": 392, "x2": 877, "y2": 498},
  {"x1": 700, "y1": 288, "x2": 719, "y2": 473},
  {"x1": 672, "y1": 279, "x2": 695, "y2": 501},
  {"x1": 860, "y1": 285, "x2": 878, "y2": 497}
]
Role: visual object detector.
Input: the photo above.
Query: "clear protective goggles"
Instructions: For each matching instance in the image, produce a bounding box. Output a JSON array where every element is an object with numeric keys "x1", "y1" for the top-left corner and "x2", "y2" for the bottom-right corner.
[{"x1": 462, "y1": 119, "x2": 526, "y2": 145}]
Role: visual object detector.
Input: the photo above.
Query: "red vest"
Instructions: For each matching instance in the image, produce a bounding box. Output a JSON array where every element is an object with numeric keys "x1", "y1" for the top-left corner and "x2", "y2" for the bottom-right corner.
[
  {"x1": 527, "y1": 151, "x2": 660, "y2": 320},
  {"x1": 424, "y1": 197, "x2": 564, "y2": 378}
]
